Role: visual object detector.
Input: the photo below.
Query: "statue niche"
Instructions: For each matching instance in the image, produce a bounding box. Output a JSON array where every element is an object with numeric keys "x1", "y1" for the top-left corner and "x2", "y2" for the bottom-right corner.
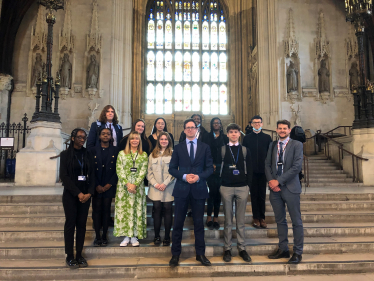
[
  {"x1": 318, "y1": 59, "x2": 330, "y2": 93},
  {"x1": 287, "y1": 60, "x2": 298, "y2": 93},
  {"x1": 349, "y1": 61, "x2": 359, "y2": 91},
  {"x1": 31, "y1": 53, "x2": 43, "y2": 87},
  {"x1": 86, "y1": 54, "x2": 99, "y2": 89},
  {"x1": 60, "y1": 53, "x2": 72, "y2": 89}
]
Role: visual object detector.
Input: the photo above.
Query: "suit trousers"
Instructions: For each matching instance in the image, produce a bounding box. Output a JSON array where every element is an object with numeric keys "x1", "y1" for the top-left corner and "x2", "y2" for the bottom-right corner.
[
  {"x1": 269, "y1": 187, "x2": 304, "y2": 255},
  {"x1": 171, "y1": 191, "x2": 206, "y2": 256},
  {"x1": 250, "y1": 173, "x2": 267, "y2": 220},
  {"x1": 62, "y1": 190, "x2": 91, "y2": 256},
  {"x1": 220, "y1": 185, "x2": 249, "y2": 251}
]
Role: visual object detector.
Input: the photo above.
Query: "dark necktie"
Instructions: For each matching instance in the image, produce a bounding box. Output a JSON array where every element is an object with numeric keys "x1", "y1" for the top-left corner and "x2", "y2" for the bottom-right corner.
[
  {"x1": 189, "y1": 141, "x2": 195, "y2": 163},
  {"x1": 277, "y1": 142, "x2": 283, "y2": 176}
]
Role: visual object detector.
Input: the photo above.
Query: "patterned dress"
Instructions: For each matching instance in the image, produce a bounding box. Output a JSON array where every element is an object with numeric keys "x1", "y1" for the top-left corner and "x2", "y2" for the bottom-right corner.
[{"x1": 114, "y1": 150, "x2": 148, "y2": 239}]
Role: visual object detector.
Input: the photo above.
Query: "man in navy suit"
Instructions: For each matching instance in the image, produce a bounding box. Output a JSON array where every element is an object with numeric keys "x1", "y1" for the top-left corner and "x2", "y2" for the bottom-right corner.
[{"x1": 169, "y1": 118, "x2": 214, "y2": 267}]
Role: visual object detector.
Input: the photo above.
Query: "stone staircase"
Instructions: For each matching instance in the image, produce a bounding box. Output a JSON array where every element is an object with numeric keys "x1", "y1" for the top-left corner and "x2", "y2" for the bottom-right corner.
[{"x1": 2, "y1": 182, "x2": 374, "y2": 280}]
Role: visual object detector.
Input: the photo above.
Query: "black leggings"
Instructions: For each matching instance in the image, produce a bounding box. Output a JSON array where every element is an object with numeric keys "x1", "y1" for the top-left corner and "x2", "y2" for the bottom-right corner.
[
  {"x1": 92, "y1": 197, "x2": 112, "y2": 239},
  {"x1": 207, "y1": 177, "x2": 221, "y2": 218},
  {"x1": 153, "y1": 201, "x2": 173, "y2": 240}
]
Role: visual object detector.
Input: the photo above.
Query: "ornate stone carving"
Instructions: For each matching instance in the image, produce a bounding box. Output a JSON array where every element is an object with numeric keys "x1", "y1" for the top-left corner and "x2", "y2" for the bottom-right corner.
[
  {"x1": 315, "y1": 11, "x2": 330, "y2": 58},
  {"x1": 290, "y1": 104, "x2": 301, "y2": 126},
  {"x1": 59, "y1": 53, "x2": 72, "y2": 89},
  {"x1": 0, "y1": 74, "x2": 13, "y2": 93},
  {"x1": 318, "y1": 59, "x2": 330, "y2": 93},
  {"x1": 59, "y1": 0, "x2": 75, "y2": 53},
  {"x1": 14, "y1": 83, "x2": 26, "y2": 93},
  {"x1": 334, "y1": 87, "x2": 351, "y2": 102},
  {"x1": 86, "y1": 54, "x2": 99, "y2": 89},
  {"x1": 31, "y1": 53, "x2": 43, "y2": 88},
  {"x1": 302, "y1": 87, "x2": 318, "y2": 98},
  {"x1": 287, "y1": 61, "x2": 298, "y2": 93},
  {"x1": 284, "y1": 9, "x2": 299, "y2": 58},
  {"x1": 88, "y1": 101, "x2": 100, "y2": 129},
  {"x1": 87, "y1": 0, "x2": 102, "y2": 53},
  {"x1": 247, "y1": 46, "x2": 257, "y2": 107},
  {"x1": 349, "y1": 61, "x2": 359, "y2": 91},
  {"x1": 345, "y1": 25, "x2": 359, "y2": 95}
]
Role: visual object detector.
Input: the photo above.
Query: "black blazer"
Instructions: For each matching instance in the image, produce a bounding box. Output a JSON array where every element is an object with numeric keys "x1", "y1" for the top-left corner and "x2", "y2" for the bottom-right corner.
[
  {"x1": 179, "y1": 126, "x2": 208, "y2": 143},
  {"x1": 87, "y1": 120, "x2": 123, "y2": 149},
  {"x1": 169, "y1": 139, "x2": 213, "y2": 199},
  {"x1": 89, "y1": 145, "x2": 118, "y2": 186}
]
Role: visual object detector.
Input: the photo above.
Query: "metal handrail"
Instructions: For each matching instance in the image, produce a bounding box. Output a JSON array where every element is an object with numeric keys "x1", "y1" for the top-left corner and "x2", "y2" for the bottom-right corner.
[{"x1": 324, "y1": 126, "x2": 352, "y2": 137}]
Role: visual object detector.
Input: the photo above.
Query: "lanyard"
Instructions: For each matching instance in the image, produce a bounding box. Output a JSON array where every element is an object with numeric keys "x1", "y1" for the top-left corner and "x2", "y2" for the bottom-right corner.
[
  {"x1": 75, "y1": 154, "x2": 84, "y2": 175},
  {"x1": 228, "y1": 145, "x2": 240, "y2": 166},
  {"x1": 277, "y1": 139, "x2": 290, "y2": 159},
  {"x1": 130, "y1": 151, "x2": 139, "y2": 167}
]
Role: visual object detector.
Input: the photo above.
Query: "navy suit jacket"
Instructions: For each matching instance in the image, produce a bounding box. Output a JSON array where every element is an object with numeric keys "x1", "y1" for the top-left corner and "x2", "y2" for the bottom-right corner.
[
  {"x1": 169, "y1": 139, "x2": 213, "y2": 199},
  {"x1": 87, "y1": 120, "x2": 123, "y2": 149}
]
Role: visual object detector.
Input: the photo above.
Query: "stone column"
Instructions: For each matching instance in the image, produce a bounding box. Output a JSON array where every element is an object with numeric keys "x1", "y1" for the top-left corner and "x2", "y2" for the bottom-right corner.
[
  {"x1": 0, "y1": 74, "x2": 13, "y2": 124},
  {"x1": 110, "y1": 0, "x2": 133, "y2": 128}
]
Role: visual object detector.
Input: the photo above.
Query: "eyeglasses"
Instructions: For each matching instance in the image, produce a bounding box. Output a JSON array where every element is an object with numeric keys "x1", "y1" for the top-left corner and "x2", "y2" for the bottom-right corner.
[
  {"x1": 185, "y1": 127, "x2": 197, "y2": 130},
  {"x1": 212, "y1": 122, "x2": 221, "y2": 125},
  {"x1": 252, "y1": 122, "x2": 262, "y2": 124},
  {"x1": 75, "y1": 136, "x2": 87, "y2": 140}
]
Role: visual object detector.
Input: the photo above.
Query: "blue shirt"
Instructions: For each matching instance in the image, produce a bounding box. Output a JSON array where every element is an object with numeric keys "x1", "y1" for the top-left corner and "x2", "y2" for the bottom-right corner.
[{"x1": 183, "y1": 138, "x2": 198, "y2": 182}]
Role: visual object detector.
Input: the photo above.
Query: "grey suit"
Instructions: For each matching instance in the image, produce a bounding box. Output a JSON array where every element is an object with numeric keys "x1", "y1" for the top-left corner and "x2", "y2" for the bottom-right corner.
[{"x1": 265, "y1": 139, "x2": 304, "y2": 255}]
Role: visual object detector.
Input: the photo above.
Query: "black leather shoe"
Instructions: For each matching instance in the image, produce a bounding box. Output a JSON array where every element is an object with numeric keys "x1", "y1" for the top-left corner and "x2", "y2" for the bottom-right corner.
[
  {"x1": 213, "y1": 221, "x2": 220, "y2": 230},
  {"x1": 196, "y1": 255, "x2": 211, "y2": 266},
  {"x1": 154, "y1": 236, "x2": 161, "y2": 245},
  {"x1": 93, "y1": 238, "x2": 102, "y2": 247},
  {"x1": 268, "y1": 248, "x2": 290, "y2": 259},
  {"x1": 101, "y1": 238, "x2": 108, "y2": 247},
  {"x1": 77, "y1": 256, "x2": 88, "y2": 268},
  {"x1": 288, "y1": 253, "x2": 302, "y2": 264},
  {"x1": 206, "y1": 220, "x2": 213, "y2": 229},
  {"x1": 223, "y1": 250, "x2": 231, "y2": 262},
  {"x1": 66, "y1": 258, "x2": 79, "y2": 269},
  {"x1": 163, "y1": 239, "x2": 170, "y2": 246},
  {"x1": 239, "y1": 250, "x2": 252, "y2": 262},
  {"x1": 169, "y1": 255, "x2": 179, "y2": 267}
]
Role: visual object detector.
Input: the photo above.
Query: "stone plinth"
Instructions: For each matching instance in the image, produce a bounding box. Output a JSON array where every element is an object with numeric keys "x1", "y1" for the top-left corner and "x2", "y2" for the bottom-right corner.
[{"x1": 15, "y1": 121, "x2": 63, "y2": 186}]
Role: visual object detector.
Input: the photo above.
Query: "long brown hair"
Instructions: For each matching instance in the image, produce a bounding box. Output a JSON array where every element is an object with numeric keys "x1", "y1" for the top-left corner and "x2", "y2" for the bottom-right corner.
[
  {"x1": 124, "y1": 119, "x2": 152, "y2": 150},
  {"x1": 151, "y1": 132, "x2": 173, "y2": 158},
  {"x1": 124, "y1": 131, "x2": 144, "y2": 155},
  {"x1": 98, "y1": 105, "x2": 119, "y2": 125}
]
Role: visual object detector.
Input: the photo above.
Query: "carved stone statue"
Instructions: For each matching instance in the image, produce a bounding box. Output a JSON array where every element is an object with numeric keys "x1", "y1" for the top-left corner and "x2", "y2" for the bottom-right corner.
[
  {"x1": 31, "y1": 53, "x2": 43, "y2": 87},
  {"x1": 287, "y1": 61, "x2": 298, "y2": 93},
  {"x1": 60, "y1": 53, "x2": 72, "y2": 88},
  {"x1": 291, "y1": 104, "x2": 301, "y2": 126},
  {"x1": 318, "y1": 59, "x2": 330, "y2": 93},
  {"x1": 349, "y1": 61, "x2": 359, "y2": 91},
  {"x1": 86, "y1": 54, "x2": 99, "y2": 89}
]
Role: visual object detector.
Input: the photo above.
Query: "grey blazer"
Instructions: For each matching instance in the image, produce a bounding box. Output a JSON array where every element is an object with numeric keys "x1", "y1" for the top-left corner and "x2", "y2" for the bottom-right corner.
[{"x1": 265, "y1": 139, "x2": 303, "y2": 194}]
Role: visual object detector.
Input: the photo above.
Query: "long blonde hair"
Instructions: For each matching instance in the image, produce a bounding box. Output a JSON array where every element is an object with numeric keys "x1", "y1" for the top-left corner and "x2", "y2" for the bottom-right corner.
[
  {"x1": 124, "y1": 131, "x2": 143, "y2": 155},
  {"x1": 151, "y1": 132, "x2": 173, "y2": 158}
]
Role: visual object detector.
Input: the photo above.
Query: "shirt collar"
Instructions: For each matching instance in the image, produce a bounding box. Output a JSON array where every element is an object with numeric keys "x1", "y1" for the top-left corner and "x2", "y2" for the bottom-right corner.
[
  {"x1": 278, "y1": 136, "x2": 290, "y2": 145},
  {"x1": 106, "y1": 121, "x2": 113, "y2": 126},
  {"x1": 186, "y1": 138, "x2": 197, "y2": 145},
  {"x1": 228, "y1": 141, "x2": 239, "y2": 146}
]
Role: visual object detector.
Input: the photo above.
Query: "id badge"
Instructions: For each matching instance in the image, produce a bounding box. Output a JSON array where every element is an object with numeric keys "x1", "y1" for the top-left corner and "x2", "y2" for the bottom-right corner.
[
  {"x1": 233, "y1": 170, "x2": 240, "y2": 175},
  {"x1": 78, "y1": 176, "x2": 86, "y2": 181},
  {"x1": 229, "y1": 165, "x2": 236, "y2": 169},
  {"x1": 130, "y1": 167, "x2": 137, "y2": 173}
]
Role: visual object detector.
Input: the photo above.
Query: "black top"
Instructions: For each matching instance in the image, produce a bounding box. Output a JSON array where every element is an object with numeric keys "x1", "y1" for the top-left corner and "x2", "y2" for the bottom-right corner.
[
  {"x1": 118, "y1": 135, "x2": 152, "y2": 155},
  {"x1": 242, "y1": 131, "x2": 272, "y2": 174},
  {"x1": 217, "y1": 144, "x2": 253, "y2": 187},
  {"x1": 148, "y1": 133, "x2": 175, "y2": 151},
  {"x1": 202, "y1": 131, "x2": 229, "y2": 165},
  {"x1": 60, "y1": 147, "x2": 95, "y2": 196},
  {"x1": 179, "y1": 125, "x2": 208, "y2": 143}
]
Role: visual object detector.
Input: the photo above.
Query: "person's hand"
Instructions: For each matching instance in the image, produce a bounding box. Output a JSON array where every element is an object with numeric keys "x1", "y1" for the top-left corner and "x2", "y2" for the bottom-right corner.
[
  {"x1": 96, "y1": 185, "x2": 104, "y2": 193},
  {"x1": 154, "y1": 183, "x2": 160, "y2": 190},
  {"x1": 127, "y1": 183, "x2": 136, "y2": 194},
  {"x1": 78, "y1": 193, "x2": 85, "y2": 202},
  {"x1": 270, "y1": 185, "x2": 281, "y2": 192},
  {"x1": 186, "y1": 174, "x2": 194, "y2": 183},
  {"x1": 269, "y1": 179, "x2": 279, "y2": 188},
  {"x1": 81, "y1": 193, "x2": 91, "y2": 203},
  {"x1": 187, "y1": 174, "x2": 199, "y2": 184},
  {"x1": 159, "y1": 184, "x2": 166, "y2": 191},
  {"x1": 103, "y1": 184, "x2": 112, "y2": 192}
]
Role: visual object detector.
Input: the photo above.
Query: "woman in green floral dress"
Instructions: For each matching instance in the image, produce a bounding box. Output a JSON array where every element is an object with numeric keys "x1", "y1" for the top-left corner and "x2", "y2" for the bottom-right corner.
[{"x1": 114, "y1": 131, "x2": 148, "y2": 247}]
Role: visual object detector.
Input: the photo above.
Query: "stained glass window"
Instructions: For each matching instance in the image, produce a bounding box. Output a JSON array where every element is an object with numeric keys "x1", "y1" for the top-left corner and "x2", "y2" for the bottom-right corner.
[{"x1": 146, "y1": 0, "x2": 228, "y2": 115}]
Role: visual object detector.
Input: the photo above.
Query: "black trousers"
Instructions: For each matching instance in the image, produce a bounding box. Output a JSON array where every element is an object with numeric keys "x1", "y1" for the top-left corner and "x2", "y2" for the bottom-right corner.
[
  {"x1": 250, "y1": 173, "x2": 267, "y2": 220},
  {"x1": 92, "y1": 196, "x2": 112, "y2": 239},
  {"x1": 62, "y1": 190, "x2": 91, "y2": 256},
  {"x1": 153, "y1": 200, "x2": 173, "y2": 240},
  {"x1": 207, "y1": 175, "x2": 221, "y2": 218}
]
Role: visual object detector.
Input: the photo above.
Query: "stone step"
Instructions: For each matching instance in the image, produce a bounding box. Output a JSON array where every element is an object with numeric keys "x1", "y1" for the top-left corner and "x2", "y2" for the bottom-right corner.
[
  {"x1": 304, "y1": 166, "x2": 341, "y2": 171},
  {"x1": 307, "y1": 183, "x2": 364, "y2": 187},
  {"x1": 308, "y1": 178, "x2": 352, "y2": 183},
  {"x1": 2, "y1": 253, "x2": 374, "y2": 280},
  {"x1": 305, "y1": 160, "x2": 335, "y2": 163},
  {"x1": 307, "y1": 172, "x2": 346, "y2": 176},
  {"x1": 2, "y1": 223, "x2": 374, "y2": 244},
  {"x1": 0, "y1": 211, "x2": 373, "y2": 227}
]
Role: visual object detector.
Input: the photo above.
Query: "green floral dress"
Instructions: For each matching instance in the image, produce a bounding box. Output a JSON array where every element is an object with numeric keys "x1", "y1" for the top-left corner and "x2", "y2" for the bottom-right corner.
[{"x1": 114, "y1": 150, "x2": 148, "y2": 239}]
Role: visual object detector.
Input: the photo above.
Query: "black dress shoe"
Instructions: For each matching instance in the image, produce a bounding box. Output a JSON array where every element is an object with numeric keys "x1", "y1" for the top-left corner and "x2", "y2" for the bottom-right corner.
[
  {"x1": 101, "y1": 238, "x2": 108, "y2": 247},
  {"x1": 213, "y1": 221, "x2": 220, "y2": 230},
  {"x1": 206, "y1": 220, "x2": 213, "y2": 229},
  {"x1": 66, "y1": 258, "x2": 79, "y2": 269},
  {"x1": 223, "y1": 250, "x2": 231, "y2": 262},
  {"x1": 169, "y1": 255, "x2": 179, "y2": 267},
  {"x1": 239, "y1": 250, "x2": 252, "y2": 262},
  {"x1": 288, "y1": 253, "x2": 302, "y2": 264},
  {"x1": 268, "y1": 248, "x2": 290, "y2": 259},
  {"x1": 163, "y1": 239, "x2": 170, "y2": 246},
  {"x1": 77, "y1": 256, "x2": 88, "y2": 268},
  {"x1": 93, "y1": 238, "x2": 102, "y2": 247},
  {"x1": 196, "y1": 255, "x2": 211, "y2": 266},
  {"x1": 154, "y1": 236, "x2": 161, "y2": 245}
]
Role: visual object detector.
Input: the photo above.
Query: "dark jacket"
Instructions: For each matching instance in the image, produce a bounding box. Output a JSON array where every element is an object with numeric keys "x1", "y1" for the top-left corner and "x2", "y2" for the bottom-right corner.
[
  {"x1": 202, "y1": 131, "x2": 229, "y2": 166},
  {"x1": 60, "y1": 147, "x2": 95, "y2": 197},
  {"x1": 169, "y1": 139, "x2": 213, "y2": 199},
  {"x1": 118, "y1": 135, "x2": 152, "y2": 155},
  {"x1": 242, "y1": 131, "x2": 272, "y2": 174},
  {"x1": 89, "y1": 144, "x2": 118, "y2": 198},
  {"x1": 87, "y1": 120, "x2": 123, "y2": 149},
  {"x1": 179, "y1": 125, "x2": 208, "y2": 143}
]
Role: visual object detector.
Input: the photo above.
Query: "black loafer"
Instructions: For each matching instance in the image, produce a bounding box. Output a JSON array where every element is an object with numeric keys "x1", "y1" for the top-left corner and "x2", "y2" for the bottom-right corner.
[
  {"x1": 239, "y1": 250, "x2": 252, "y2": 262},
  {"x1": 169, "y1": 255, "x2": 179, "y2": 267},
  {"x1": 206, "y1": 220, "x2": 213, "y2": 229},
  {"x1": 77, "y1": 257, "x2": 88, "y2": 268},
  {"x1": 268, "y1": 248, "x2": 290, "y2": 259},
  {"x1": 196, "y1": 255, "x2": 211, "y2": 266},
  {"x1": 66, "y1": 258, "x2": 79, "y2": 269},
  {"x1": 213, "y1": 221, "x2": 220, "y2": 230},
  {"x1": 101, "y1": 238, "x2": 108, "y2": 247},
  {"x1": 154, "y1": 236, "x2": 161, "y2": 245},
  {"x1": 223, "y1": 250, "x2": 231, "y2": 262},
  {"x1": 288, "y1": 253, "x2": 302, "y2": 264},
  {"x1": 163, "y1": 239, "x2": 170, "y2": 246},
  {"x1": 93, "y1": 238, "x2": 102, "y2": 247}
]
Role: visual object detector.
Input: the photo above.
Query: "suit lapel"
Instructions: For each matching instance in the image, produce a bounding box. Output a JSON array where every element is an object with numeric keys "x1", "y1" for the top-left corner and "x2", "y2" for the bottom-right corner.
[
  {"x1": 194, "y1": 140, "x2": 203, "y2": 164},
  {"x1": 273, "y1": 143, "x2": 278, "y2": 172},
  {"x1": 181, "y1": 140, "x2": 190, "y2": 162},
  {"x1": 283, "y1": 139, "x2": 294, "y2": 166}
]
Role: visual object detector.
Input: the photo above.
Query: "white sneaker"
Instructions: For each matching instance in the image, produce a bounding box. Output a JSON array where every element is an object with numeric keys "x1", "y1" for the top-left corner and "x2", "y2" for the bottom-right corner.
[
  {"x1": 131, "y1": 237, "x2": 139, "y2": 247},
  {"x1": 120, "y1": 236, "x2": 130, "y2": 247}
]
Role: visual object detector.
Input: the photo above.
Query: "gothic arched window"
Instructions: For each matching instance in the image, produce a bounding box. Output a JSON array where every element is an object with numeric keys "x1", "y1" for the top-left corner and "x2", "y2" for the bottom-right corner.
[{"x1": 146, "y1": 0, "x2": 228, "y2": 115}]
